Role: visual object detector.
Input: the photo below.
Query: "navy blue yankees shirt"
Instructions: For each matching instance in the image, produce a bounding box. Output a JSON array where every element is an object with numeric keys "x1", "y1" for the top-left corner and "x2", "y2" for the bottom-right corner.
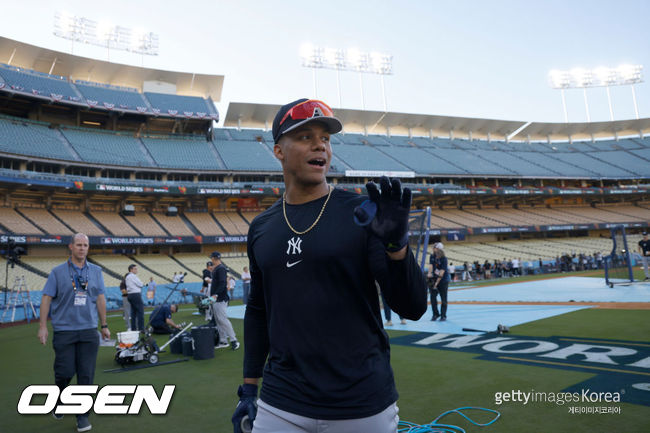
[{"x1": 244, "y1": 188, "x2": 427, "y2": 419}]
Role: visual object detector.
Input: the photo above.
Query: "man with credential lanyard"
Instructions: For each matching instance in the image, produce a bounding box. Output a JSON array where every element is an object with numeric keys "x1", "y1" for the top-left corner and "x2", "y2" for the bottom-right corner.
[
  {"x1": 38, "y1": 233, "x2": 110, "y2": 432},
  {"x1": 231, "y1": 99, "x2": 427, "y2": 433}
]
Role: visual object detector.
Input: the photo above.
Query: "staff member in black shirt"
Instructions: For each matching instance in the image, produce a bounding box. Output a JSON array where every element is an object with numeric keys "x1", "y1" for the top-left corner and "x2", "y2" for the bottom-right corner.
[
  {"x1": 232, "y1": 99, "x2": 427, "y2": 433},
  {"x1": 209, "y1": 252, "x2": 240, "y2": 350},
  {"x1": 639, "y1": 232, "x2": 650, "y2": 281},
  {"x1": 430, "y1": 243, "x2": 450, "y2": 321},
  {"x1": 148, "y1": 303, "x2": 181, "y2": 334}
]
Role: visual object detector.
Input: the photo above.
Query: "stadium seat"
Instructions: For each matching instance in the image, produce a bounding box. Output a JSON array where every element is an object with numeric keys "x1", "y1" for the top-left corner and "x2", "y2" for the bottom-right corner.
[
  {"x1": 213, "y1": 140, "x2": 282, "y2": 171},
  {"x1": 60, "y1": 128, "x2": 154, "y2": 167},
  {"x1": 0, "y1": 117, "x2": 77, "y2": 161},
  {"x1": 142, "y1": 137, "x2": 225, "y2": 169},
  {"x1": 184, "y1": 212, "x2": 226, "y2": 236},
  {"x1": 0, "y1": 64, "x2": 80, "y2": 102},
  {"x1": 18, "y1": 208, "x2": 73, "y2": 235},
  {"x1": 74, "y1": 81, "x2": 150, "y2": 112},
  {"x1": 0, "y1": 208, "x2": 43, "y2": 234},
  {"x1": 144, "y1": 92, "x2": 215, "y2": 118},
  {"x1": 332, "y1": 143, "x2": 411, "y2": 172}
]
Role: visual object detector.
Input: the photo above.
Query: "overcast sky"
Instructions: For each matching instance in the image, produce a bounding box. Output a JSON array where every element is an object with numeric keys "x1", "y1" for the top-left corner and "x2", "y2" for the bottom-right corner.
[{"x1": 2, "y1": 0, "x2": 649, "y2": 124}]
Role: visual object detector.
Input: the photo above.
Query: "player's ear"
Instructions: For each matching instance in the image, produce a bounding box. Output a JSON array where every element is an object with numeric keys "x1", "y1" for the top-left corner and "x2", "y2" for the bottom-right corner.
[{"x1": 273, "y1": 142, "x2": 284, "y2": 162}]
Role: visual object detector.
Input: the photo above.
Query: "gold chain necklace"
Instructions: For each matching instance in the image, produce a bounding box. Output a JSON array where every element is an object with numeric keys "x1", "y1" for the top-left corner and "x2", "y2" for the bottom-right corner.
[{"x1": 282, "y1": 185, "x2": 333, "y2": 235}]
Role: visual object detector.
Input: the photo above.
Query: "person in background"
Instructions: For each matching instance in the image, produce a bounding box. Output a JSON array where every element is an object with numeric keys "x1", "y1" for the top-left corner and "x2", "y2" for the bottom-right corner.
[
  {"x1": 483, "y1": 260, "x2": 491, "y2": 280},
  {"x1": 241, "y1": 266, "x2": 251, "y2": 305},
  {"x1": 430, "y1": 242, "x2": 449, "y2": 321},
  {"x1": 146, "y1": 277, "x2": 156, "y2": 305},
  {"x1": 462, "y1": 261, "x2": 472, "y2": 281},
  {"x1": 228, "y1": 275, "x2": 236, "y2": 300},
  {"x1": 208, "y1": 251, "x2": 240, "y2": 350},
  {"x1": 38, "y1": 233, "x2": 110, "y2": 432},
  {"x1": 148, "y1": 303, "x2": 181, "y2": 334},
  {"x1": 125, "y1": 264, "x2": 145, "y2": 331},
  {"x1": 639, "y1": 232, "x2": 650, "y2": 281},
  {"x1": 120, "y1": 272, "x2": 130, "y2": 331},
  {"x1": 447, "y1": 261, "x2": 456, "y2": 282}
]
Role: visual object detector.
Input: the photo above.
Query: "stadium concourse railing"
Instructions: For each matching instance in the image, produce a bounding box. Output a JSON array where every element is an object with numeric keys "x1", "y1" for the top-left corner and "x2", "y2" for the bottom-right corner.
[{"x1": 1, "y1": 166, "x2": 650, "y2": 198}]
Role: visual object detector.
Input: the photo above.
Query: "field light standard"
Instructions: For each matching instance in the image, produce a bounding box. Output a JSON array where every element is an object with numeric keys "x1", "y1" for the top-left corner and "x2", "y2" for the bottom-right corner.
[
  {"x1": 54, "y1": 11, "x2": 159, "y2": 62},
  {"x1": 300, "y1": 44, "x2": 393, "y2": 110},
  {"x1": 549, "y1": 65, "x2": 643, "y2": 122}
]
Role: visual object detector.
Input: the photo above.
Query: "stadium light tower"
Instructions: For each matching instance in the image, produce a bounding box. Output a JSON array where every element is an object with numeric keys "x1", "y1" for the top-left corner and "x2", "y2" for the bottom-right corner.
[
  {"x1": 548, "y1": 64, "x2": 643, "y2": 122},
  {"x1": 53, "y1": 11, "x2": 159, "y2": 60},
  {"x1": 300, "y1": 44, "x2": 393, "y2": 111}
]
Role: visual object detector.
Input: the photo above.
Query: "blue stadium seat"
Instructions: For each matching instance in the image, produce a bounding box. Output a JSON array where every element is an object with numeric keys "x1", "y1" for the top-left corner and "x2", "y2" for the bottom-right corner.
[
  {"x1": 586, "y1": 151, "x2": 649, "y2": 176},
  {"x1": 476, "y1": 151, "x2": 557, "y2": 176},
  {"x1": 509, "y1": 142, "x2": 546, "y2": 152},
  {"x1": 383, "y1": 146, "x2": 467, "y2": 175},
  {"x1": 0, "y1": 117, "x2": 76, "y2": 160},
  {"x1": 0, "y1": 64, "x2": 80, "y2": 102},
  {"x1": 513, "y1": 151, "x2": 596, "y2": 177},
  {"x1": 410, "y1": 137, "x2": 439, "y2": 148},
  {"x1": 587, "y1": 140, "x2": 618, "y2": 151},
  {"x1": 261, "y1": 130, "x2": 274, "y2": 143},
  {"x1": 212, "y1": 128, "x2": 232, "y2": 141},
  {"x1": 542, "y1": 151, "x2": 635, "y2": 178},
  {"x1": 426, "y1": 148, "x2": 516, "y2": 175},
  {"x1": 453, "y1": 140, "x2": 479, "y2": 150},
  {"x1": 227, "y1": 129, "x2": 266, "y2": 141},
  {"x1": 385, "y1": 135, "x2": 414, "y2": 147},
  {"x1": 144, "y1": 92, "x2": 214, "y2": 118},
  {"x1": 213, "y1": 140, "x2": 282, "y2": 171},
  {"x1": 142, "y1": 137, "x2": 225, "y2": 169},
  {"x1": 629, "y1": 148, "x2": 650, "y2": 162},
  {"x1": 342, "y1": 133, "x2": 392, "y2": 146},
  {"x1": 629, "y1": 138, "x2": 650, "y2": 149},
  {"x1": 75, "y1": 81, "x2": 150, "y2": 112},
  {"x1": 365, "y1": 135, "x2": 392, "y2": 146},
  {"x1": 60, "y1": 128, "x2": 154, "y2": 167},
  {"x1": 614, "y1": 139, "x2": 644, "y2": 150},
  {"x1": 430, "y1": 138, "x2": 459, "y2": 149},
  {"x1": 331, "y1": 143, "x2": 411, "y2": 171}
]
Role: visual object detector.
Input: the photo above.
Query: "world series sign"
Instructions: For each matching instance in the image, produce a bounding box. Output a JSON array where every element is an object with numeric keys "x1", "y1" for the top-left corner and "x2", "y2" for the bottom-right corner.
[{"x1": 391, "y1": 332, "x2": 650, "y2": 407}]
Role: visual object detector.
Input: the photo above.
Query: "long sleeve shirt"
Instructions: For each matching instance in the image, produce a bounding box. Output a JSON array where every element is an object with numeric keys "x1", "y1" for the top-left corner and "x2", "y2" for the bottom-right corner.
[
  {"x1": 210, "y1": 264, "x2": 228, "y2": 302},
  {"x1": 243, "y1": 188, "x2": 426, "y2": 420},
  {"x1": 125, "y1": 272, "x2": 144, "y2": 294}
]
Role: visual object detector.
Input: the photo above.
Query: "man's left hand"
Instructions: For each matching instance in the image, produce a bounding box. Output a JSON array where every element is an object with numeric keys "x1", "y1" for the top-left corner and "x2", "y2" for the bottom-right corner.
[
  {"x1": 101, "y1": 327, "x2": 111, "y2": 340},
  {"x1": 354, "y1": 176, "x2": 411, "y2": 253}
]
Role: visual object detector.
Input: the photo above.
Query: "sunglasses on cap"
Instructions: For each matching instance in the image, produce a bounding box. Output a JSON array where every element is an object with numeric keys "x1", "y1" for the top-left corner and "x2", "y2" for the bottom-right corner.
[{"x1": 279, "y1": 99, "x2": 334, "y2": 127}]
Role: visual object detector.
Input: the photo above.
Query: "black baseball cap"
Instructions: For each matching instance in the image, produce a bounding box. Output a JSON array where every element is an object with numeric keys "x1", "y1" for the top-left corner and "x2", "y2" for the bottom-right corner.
[
  {"x1": 209, "y1": 251, "x2": 221, "y2": 259},
  {"x1": 643, "y1": 232, "x2": 648, "y2": 236},
  {"x1": 272, "y1": 98, "x2": 342, "y2": 143},
  {"x1": 206, "y1": 261, "x2": 213, "y2": 267}
]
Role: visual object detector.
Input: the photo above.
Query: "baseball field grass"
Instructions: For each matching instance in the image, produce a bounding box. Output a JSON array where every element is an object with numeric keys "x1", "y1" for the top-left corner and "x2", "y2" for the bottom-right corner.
[{"x1": 1, "y1": 284, "x2": 648, "y2": 432}]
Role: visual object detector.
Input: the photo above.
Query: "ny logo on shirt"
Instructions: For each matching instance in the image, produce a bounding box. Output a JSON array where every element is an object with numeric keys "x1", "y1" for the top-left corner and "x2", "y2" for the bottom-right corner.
[{"x1": 287, "y1": 237, "x2": 302, "y2": 255}]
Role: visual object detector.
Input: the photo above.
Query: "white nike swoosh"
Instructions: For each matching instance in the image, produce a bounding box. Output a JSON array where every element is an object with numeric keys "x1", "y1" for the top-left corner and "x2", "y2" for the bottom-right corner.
[{"x1": 286, "y1": 260, "x2": 302, "y2": 268}]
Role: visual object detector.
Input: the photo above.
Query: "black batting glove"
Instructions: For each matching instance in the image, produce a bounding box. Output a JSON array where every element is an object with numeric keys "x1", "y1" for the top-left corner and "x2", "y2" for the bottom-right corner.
[
  {"x1": 232, "y1": 384, "x2": 257, "y2": 433},
  {"x1": 354, "y1": 176, "x2": 412, "y2": 252}
]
